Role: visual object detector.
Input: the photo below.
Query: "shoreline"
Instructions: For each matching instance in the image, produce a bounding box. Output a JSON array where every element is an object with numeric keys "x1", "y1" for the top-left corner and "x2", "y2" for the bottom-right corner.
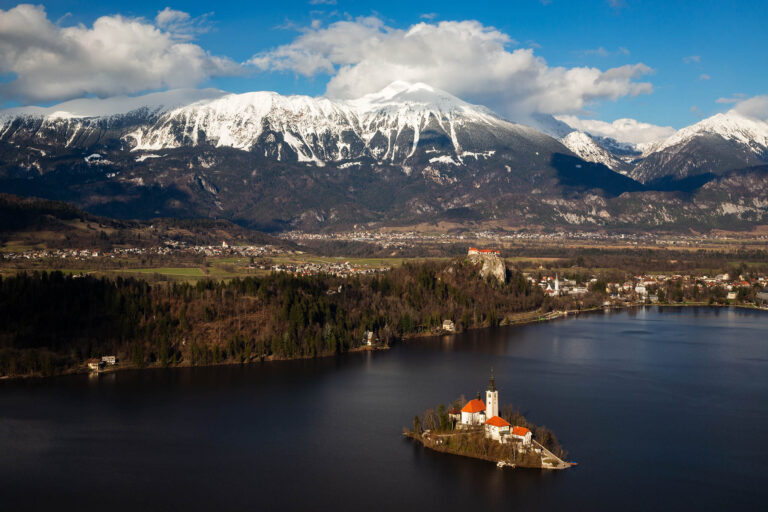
[
  {"x1": 404, "y1": 430, "x2": 574, "y2": 470},
  {"x1": 2, "y1": 303, "x2": 766, "y2": 382}
]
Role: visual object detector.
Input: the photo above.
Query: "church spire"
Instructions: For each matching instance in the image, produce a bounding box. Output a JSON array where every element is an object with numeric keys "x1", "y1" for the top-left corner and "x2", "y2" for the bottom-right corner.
[{"x1": 486, "y1": 368, "x2": 499, "y2": 419}]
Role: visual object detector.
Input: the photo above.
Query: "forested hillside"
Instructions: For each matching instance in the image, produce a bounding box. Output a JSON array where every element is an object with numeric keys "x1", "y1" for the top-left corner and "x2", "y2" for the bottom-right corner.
[{"x1": 0, "y1": 259, "x2": 544, "y2": 377}]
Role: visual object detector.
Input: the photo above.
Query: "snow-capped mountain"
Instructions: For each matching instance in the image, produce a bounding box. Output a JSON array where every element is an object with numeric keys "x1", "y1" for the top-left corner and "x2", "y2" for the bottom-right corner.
[
  {"x1": 0, "y1": 81, "x2": 561, "y2": 171},
  {"x1": 629, "y1": 111, "x2": 768, "y2": 184},
  {"x1": 2, "y1": 82, "x2": 767, "y2": 231}
]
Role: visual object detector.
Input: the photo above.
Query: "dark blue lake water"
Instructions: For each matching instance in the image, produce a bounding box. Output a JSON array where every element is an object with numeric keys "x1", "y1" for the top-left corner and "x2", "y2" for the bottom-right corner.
[{"x1": 1, "y1": 307, "x2": 767, "y2": 511}]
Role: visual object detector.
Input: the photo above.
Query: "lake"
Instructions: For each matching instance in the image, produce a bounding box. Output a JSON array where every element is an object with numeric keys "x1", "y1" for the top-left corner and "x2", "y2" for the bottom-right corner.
[{"x1": 1, "y1": 307, "x2": 767, "y2": 511}]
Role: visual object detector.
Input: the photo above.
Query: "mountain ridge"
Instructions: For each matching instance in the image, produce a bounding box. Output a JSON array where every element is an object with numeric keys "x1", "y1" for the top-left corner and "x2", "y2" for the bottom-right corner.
[{"x1": 1, "y1": 82, "x2": 767, "y2": 232}]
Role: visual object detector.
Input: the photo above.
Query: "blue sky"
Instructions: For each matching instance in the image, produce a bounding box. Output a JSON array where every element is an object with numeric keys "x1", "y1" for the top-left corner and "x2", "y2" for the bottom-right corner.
[{"x1": 1, "y1": 0, "x2": 766, "y2": 138}]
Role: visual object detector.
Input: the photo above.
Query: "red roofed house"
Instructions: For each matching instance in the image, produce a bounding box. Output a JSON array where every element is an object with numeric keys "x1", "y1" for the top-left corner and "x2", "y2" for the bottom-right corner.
[
  {"x1": 460, "y1": 398, "x2": 487, "y2": 426},
  {"x1": 485, "y1": 415, "x2": 511, "y2": 441},
  {"x1": 511, "y1": 426, "x2": 532, "y2": 446}
]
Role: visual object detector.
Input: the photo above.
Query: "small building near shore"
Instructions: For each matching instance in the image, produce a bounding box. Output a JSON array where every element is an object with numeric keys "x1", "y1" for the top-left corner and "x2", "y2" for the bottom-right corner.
[
  {"x1": 511, "y1": 426, "x2": 532, "y2": 446},
  {"x1": 87, "y1": 358, "x2": 104, "y2": 371},
  {"x1": 101, "y1": 355, "x2": 117, "y2": 366},
  {"x1": 442, "y1": 319, "x2": 456, "y2": 333},
  {"x1": 485, "y1": 415, "x2": 511, "y2": 441},
  {"x1": 362, "y1": 331, "x2": 378, "y2": 346}
]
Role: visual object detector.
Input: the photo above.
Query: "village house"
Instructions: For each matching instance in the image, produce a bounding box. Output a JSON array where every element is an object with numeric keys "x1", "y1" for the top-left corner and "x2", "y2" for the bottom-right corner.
[
  {"x1": 442, "y1": 319, "x2": 456, "y2": 333},
  {"x1": 87, "y1": 358, "x2": 104, "y2": 372},
  {"x1": 510, "y1": 426, "x2": 533, "y2": 446},
  {"x1": 362, "y1": 331, "x2": 377, "y2": 346},
  {"x1": 485, "y1": 415, "x2": 512, "y2": 441},
  {"x1": 101, "y1": 355, "x2": 117, "y2": 366}
]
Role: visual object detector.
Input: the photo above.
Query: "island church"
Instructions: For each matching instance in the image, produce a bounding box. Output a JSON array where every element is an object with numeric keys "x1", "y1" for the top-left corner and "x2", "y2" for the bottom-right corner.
[{"x1": 452, "y1": 371, "x2": 532, "y2": 446}]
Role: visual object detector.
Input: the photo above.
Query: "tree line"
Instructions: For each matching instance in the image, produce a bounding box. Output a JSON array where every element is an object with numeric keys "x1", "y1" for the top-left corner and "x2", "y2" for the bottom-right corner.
[{"x1": 0, "y1": 259, "x2": 546, "y2": 377}]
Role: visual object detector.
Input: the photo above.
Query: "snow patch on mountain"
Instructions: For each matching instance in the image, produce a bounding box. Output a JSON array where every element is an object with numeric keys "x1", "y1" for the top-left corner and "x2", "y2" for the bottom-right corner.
[{"x1": 561, "y1": 131, "x2": 630, "y2": 174}]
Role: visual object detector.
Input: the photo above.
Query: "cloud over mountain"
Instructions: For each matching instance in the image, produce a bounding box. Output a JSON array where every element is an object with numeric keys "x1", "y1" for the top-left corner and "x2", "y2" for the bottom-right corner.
[
  {"x1": 555, "y1": 115, "x2": 675, "y2": 145},
  {"x1": 0, "y1": 4, "x2": 241, "y2": 104},
  {"x1": 730, "y1": 95, "x2": 768, "y2": 122},
  {"x1": 251, "y1": 17, "x2": 654, "y2": 121}
]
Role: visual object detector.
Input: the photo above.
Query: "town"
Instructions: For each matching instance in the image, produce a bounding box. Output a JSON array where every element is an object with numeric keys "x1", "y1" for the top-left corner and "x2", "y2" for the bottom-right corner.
[
  {"x1": 531, "y1": 271, "x2": 768, "y2": 306},
  {"x1": 281, "y1": 228, "x2": 768, "y2": 250}
]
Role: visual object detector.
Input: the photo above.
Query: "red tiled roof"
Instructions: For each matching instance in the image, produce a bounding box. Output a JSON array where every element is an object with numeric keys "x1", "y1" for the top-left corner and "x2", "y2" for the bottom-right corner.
[
  {"x1": 512, "y1": 426, "x2": 531, "y2": 437},
  {"x1": 461, "y1": 398, "x2": 486, "y2": 413},
  {"x1": 485, "y1": 416, "x2": 511, "y2": 428}
]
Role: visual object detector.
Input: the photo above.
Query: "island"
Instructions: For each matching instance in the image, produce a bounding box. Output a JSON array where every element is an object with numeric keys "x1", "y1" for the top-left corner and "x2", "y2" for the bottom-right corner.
[{"x1": 405, "y1": 371, "x2": 574, "y2": 470}]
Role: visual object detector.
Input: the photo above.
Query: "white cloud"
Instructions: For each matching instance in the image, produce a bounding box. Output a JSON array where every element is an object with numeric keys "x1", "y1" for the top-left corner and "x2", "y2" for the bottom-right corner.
[
  {"x1": 683, "y1": 55, "x2": 701, "y2": 64},
  {"x1": 251, "y1": 17, "x2": 654, "y2": 121},
  {"x1": 556, "y1": 115, "x2": 676, "y2": 144},
  {"x1": 716, "y1": 93, "x2": 746, "y2": 104},
  {"x1": 309, "y1": 0, "x2": 337, "y2": 4},
  {"x1": 690, "y1": 105, "x2": 704, "y2": 118},
  {"x1": 729, "y1": 95, "x2": 768, "y2": 122},
  {"x1": 581, "y1": 46, "x2": 630, "y2": 57},
  {"x1": 154, "y1": 7, "x2": 212, "y2": 40},
  {"x1": 699, "y1": 73, "x2": 710, "y2": 80},
  {"x1": 0, "y1": 4, "x2": 241, "y2": 104}
]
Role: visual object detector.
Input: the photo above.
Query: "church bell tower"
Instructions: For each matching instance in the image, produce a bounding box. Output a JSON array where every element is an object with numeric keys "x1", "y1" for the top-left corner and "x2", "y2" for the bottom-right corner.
[{"x1": 486, "y1": 368, "x2": 499, "y2": 419}]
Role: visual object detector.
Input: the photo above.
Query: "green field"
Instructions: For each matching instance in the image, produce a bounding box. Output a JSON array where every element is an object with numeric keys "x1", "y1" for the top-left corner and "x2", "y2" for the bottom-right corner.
[{"x1": 114, "y1": 267, "x2": 206, "y2": 277}]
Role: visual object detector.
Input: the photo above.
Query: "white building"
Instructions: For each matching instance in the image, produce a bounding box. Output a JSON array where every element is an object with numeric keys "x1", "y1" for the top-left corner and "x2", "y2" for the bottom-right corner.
[
  {"x1": 460, "y1": 398, "x2": 487, "y2": 425},
  {"x1": 362, "y1": 331, "x2": 376, "y2": 346},
  {"x1": 510, "y1": 426, "x2": 532, "y2": 446},
  {"x1": 485, "y1": 416, "x2": 511, "y2": 441}
]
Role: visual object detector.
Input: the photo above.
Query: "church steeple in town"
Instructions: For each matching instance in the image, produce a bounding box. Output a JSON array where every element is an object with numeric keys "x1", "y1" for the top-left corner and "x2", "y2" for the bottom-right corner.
[{"x1": 488, "y1": 368, "x2": 496, "y2": 392}]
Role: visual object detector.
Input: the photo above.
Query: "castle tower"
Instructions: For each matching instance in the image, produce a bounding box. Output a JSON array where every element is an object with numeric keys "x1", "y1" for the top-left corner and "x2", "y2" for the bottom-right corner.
[{"x1": 486, "y1": 368, "x2": 499, "y2": 419}]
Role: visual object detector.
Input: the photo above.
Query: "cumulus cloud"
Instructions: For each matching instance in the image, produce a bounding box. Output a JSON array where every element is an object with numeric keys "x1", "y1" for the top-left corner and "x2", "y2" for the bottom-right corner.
[
  {"x1": 699, "y1": 73, "x2": 710, "y2": 80},
  {"x1": 0, "y1": 4, "x2": 241, "y2": 104},
  {"x1": 683, "y1": 55, "x2": 701, "y2": 64},
  {"x1": 729, "y1": 95, "x2": 768, "y2": 122},
  {"x1": 556, "y1": 115, "x2": 676, "y2": 144},
  {"x1": 250, "y1": 17, "x2": 654, "y2": 121}
]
